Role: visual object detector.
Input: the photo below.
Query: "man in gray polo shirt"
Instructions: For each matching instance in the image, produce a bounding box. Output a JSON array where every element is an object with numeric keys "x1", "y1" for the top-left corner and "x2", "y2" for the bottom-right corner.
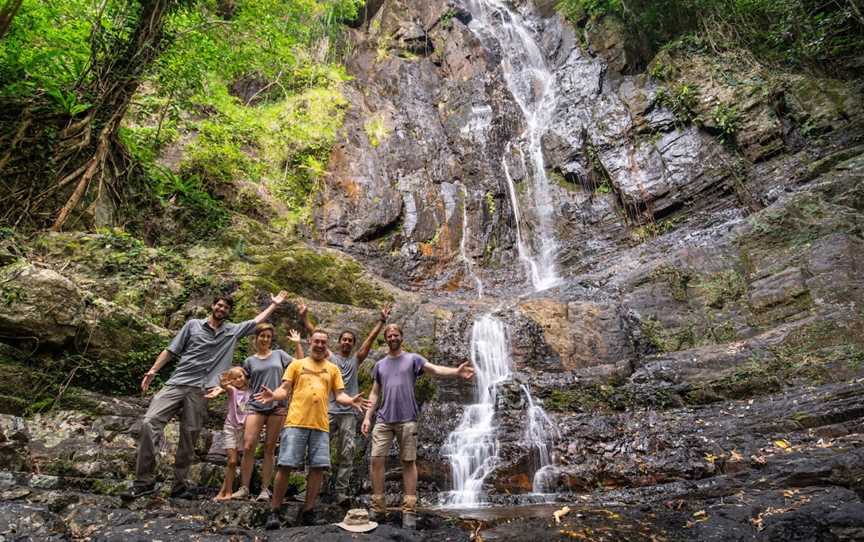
[
  {"x1": 123, "y1": 291, "x2": 288, "y2": 500},
  {"x1": 299, "y1": 302, "x2": 390, "y2": 504}
]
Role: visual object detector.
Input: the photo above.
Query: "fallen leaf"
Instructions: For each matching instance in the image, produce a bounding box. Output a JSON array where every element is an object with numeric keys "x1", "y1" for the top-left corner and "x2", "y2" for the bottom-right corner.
[
  {"x1": 773, "y1": 439, "x2": 791, "y2": 449},
  {"x1": 729, "y1": 449, "x2": 743, "y2": 461}
]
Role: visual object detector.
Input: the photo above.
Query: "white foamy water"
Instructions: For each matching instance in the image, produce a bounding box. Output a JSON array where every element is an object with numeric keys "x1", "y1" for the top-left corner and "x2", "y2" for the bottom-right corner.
[
  {"x1": 522, "y1": 384, "x2": 560, "y2": 493},
  {"x1": 465, "y1": 0, "x2": 561, "y2": 291},
  {"x1": 444, "y1": 314, "x2": 510, "y2": 505}
]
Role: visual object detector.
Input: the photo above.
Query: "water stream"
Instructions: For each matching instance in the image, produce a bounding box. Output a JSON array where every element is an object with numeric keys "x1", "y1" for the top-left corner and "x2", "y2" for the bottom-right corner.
[
  {"x1": 444, "y1": 0, "x2": 562, "y2": 507},
  {"x1": 465, "y1": 0, "x2": 561, "y2": 291}
]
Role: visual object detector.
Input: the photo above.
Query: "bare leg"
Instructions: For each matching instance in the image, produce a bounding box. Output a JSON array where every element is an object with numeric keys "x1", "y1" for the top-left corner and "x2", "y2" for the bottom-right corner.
[
  {"x1": 260, "y1": 414, "x2": 285, "y2": 492},
  {"x1": 303, "y1": 467, "x2": 325, "y2": 511},
  {"x1": 239, "y1": 413, "x2": 266, "y2": 490},
  {"x1": 216, "y1": 449, "x2": 239, "y2": 500},
  {"x1": 271, "y1": 466, "x2": 292, "y2": 511},
  {"x1": 401, "y1": 459, "x2": 417, "y2": 497},
  {"x1": 370, "y1": 456, "x2": 386, "y2": 496}
]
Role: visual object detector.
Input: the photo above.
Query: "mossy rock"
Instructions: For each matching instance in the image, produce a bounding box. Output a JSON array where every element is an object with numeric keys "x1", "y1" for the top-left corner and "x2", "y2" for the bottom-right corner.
[{"x1": 244, "y1": 245, "x2": 394, "y2": 310}]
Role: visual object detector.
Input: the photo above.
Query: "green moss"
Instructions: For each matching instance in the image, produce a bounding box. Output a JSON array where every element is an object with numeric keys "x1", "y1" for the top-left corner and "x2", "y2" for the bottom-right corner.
[
  {"x1": 485, "y1": 192, "x2": 496, "y2": 216},
  {"x1": 364, "y1": 114, "x2": 390, "y2": 148},
  {"x1": 250, "y1": 246, "x2": 393, "y2": 309},
  {"x1": 641, "y1": 317, "x2": 697, "y2": 352},
  {"x1": 697, "y1": 269, "x2": 746, "y2": 309},
  {"x1": 650, "y1": 265, "x2": 691, "y2": 302}
]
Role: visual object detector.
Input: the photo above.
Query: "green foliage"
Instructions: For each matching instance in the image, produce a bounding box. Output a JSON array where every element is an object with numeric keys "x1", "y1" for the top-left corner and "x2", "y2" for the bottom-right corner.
[
  {"x1": 557, "y1": 0, "x2": 864, "y2": 74},
  {"x1": 0, "y1": 0, "x2": 93, "y2": 99},
  {"x1": 440, "y1": 8, "x2": 457, "y2": 29},
  {"x1": 149, "y1": 167, "x2": 231, "y2": 239},
  {"x1": 710, "y1": 103, "x2": 742, "y2": 144},
  {"x1": 655, "y1": 83, "x2": 700, "y2": 123}
]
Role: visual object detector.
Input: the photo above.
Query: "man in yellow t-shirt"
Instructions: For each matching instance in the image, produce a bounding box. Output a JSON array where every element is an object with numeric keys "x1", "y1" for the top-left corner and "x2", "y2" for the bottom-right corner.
[{"x1": 254, "y1": 329, "x2": 369, "y2": 529}]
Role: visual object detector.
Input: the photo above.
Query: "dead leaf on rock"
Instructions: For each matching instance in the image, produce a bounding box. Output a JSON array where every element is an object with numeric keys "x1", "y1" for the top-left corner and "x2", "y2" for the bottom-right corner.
[
  {"x1": 773, "y1": 439, "x2": 791, "y2": 450},
  {"x1": 729, "y1": 449, "x2": 743, "y2": 461},
  {"x1": 693, "y1": 510, "x2": 709, "y2": 522}
]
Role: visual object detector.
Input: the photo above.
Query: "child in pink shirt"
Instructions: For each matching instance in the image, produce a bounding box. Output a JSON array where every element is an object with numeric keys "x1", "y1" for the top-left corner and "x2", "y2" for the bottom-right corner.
[{"x1": 208, "y1": 367, "x2": 250, "y2": 501}]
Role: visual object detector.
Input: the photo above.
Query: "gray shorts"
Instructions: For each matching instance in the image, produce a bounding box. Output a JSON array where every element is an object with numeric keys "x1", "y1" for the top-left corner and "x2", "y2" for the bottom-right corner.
[{"x1": 277, "y1": 427, "x2": 330, "y2": 469}]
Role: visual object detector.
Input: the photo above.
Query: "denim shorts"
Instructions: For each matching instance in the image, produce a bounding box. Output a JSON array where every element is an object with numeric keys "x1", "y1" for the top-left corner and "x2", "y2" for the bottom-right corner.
[{"x1": 277, "y1": 426, "x2": 330, "y2": 468}]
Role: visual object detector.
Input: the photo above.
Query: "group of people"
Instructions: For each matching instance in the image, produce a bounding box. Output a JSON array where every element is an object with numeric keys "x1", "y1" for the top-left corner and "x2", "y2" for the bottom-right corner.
[{"x1": 123, "y1": 292, "x2": 475, "y2": 531}]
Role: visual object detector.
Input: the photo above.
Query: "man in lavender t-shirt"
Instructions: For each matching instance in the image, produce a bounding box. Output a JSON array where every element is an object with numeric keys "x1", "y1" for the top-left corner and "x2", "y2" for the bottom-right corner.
[{"x1": 361, "y1": 323, "x2": 474, "y2": 529}]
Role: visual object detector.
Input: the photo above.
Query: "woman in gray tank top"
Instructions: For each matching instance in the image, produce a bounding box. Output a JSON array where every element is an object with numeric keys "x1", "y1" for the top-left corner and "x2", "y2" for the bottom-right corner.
[{"x1": 230, "y1": 323, "x2": 302, "y2": 501}]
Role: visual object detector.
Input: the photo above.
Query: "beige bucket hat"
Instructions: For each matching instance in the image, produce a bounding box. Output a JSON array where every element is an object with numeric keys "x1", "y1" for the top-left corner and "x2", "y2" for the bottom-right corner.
[{"x1": 334, "y1": 508, "x2": 379, "y2": 533}]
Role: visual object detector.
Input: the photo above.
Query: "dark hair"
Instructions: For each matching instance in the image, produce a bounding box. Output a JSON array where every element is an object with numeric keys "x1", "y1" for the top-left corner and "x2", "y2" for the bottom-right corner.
[
  {"x1": 339, "y1": 330, "x2": 357, "y2": 343},
  {"x1": 212, "y1": 295, "x2": 235, "y2": 310}
]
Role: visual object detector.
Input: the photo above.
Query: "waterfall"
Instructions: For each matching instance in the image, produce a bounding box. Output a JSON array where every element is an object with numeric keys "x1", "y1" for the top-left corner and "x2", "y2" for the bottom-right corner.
[
  {"x1": 522, "y1": 384, "x2": 560, "y2": 493},
  {"x1": 444, "y1": 0, "x2": 561, "y2": 507},
  {"x1": 444, "y1": 314, "x2": 510, "y2": 505},
  {"x1": 466, "y1": 0, "x2": 561, "y2": 291}
]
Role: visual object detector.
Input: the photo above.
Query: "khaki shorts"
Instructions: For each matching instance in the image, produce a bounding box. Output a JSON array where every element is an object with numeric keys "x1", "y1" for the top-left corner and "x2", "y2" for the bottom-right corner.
[
  {"x1": 223, "y1": 423, "x2": 245, "y2": 450},
  {"x1": 370, "y1": 421, "x2": 418, "y2": 461}
]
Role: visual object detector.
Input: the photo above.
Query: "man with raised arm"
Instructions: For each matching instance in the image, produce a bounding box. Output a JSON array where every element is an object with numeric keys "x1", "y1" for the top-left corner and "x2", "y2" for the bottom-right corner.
[
  {"x1": 122, "y1": 291, "x2": 289, "y2": 501},
  {"x1": 298, "y1": 301, "x2": 391, "y2": 505},
  {"x1": 255, "y1": 329, "x2": 370, "y2": 529},
  {"x1": 361, "y1": 324, "x2": 475, "y2": 529}
]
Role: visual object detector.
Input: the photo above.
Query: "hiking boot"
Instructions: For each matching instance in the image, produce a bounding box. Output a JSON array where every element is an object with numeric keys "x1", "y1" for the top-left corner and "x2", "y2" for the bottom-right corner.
[
  {"x1": 264, "y1": 510, "x2": 282, "y2": 530},
  {"x1": 169, "y1": 484, "x2": 197, "y2": 499},
  {"x1": 370, "y1": 494, "x2": 387, "y2": 522},
  {"x1": 295, "y1": 508, "x2": 316, "y2": 526},
  {"x1": 401, "y1": 495, "x2": 417, "y2": 530},
  {"x1": 120, "y1": 483, "x2": 156, "y2": 502}
]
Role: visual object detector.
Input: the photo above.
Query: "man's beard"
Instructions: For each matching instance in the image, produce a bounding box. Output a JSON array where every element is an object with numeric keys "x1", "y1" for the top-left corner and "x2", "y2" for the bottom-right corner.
[{"x1": 387, "y1": 340, "x2": 401, "y2": 351}]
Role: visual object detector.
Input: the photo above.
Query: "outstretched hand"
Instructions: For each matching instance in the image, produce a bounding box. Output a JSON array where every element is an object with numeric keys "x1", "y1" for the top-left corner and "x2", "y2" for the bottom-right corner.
[
  {"x1": 380, "y1": 304, "x2": 392, "y2": 322},
  {"x1": 204, "y1": 386, "x2": 224, "y2": 400},
  {"x1": 271, "y1": 290, "x2": 289, "y2": 305},
  {"x1": 297, "y1": 302, "x2": 308, "y2": 316},
  {"x1": 456, "y1": 362, "x2": 475, "y2": 380},
  {"x1": 350, "y1": 393, "x2": 372, "y2": 415},
  {"x1": 287, "y1": 328, "x2": 301, "y2": 343},
  {"x1": 254, "y1": 385, "x2": 275, "y2": 405}
]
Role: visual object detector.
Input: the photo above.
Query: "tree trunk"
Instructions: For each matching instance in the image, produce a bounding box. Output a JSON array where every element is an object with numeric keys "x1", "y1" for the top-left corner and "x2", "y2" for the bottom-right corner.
[
  {"x1": 51, "y1": 0, "x2": 179, "y2": 231},
  {"x1": 0, "y1": 0, "x2": 23, "y2": 40}
]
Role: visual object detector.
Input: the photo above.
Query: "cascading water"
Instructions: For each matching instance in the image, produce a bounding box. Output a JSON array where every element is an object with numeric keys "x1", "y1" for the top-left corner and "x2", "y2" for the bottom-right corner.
[
  {"x1": 522, "y1": 384, "x2": 560, "y2": 494},
  {"x1": 458, "y1": 183, "x2": 484, "y2": 298},
  {"x1": 444, "y1": 315, "x2": 510, "y2": 505},
  {"x1": 466, "y1": 0, "x2": 561, "y2": 291},
  {"x1": 444, "y1": 0, "x2": 562, "y2": 507}
]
